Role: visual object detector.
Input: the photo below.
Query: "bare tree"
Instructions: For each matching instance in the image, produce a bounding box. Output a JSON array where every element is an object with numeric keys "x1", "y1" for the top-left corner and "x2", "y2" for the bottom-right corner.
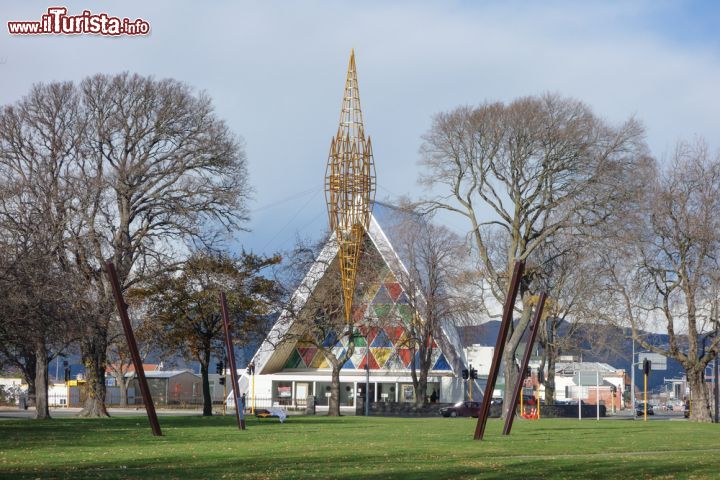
[
  {"x1": 386, "y1": 207, "x2": 471, "y2": 406},
  {"x1": 418, "y1": 94, "x2": 648, "y2": 416},
  {"x1": 0, "y1": 74, "x2": 251, "y2": 416},
  {"x1": 596, "y1": 139, "x2": 720, "y2": 422},
  {"x1": 0, "y1": 83, "x2": 87, "y2": 418}
]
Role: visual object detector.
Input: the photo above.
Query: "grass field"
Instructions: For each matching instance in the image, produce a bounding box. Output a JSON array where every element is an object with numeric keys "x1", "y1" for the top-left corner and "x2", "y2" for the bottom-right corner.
[{"x1": 1, "y1": 415, "x2": 719, "y2": 479}]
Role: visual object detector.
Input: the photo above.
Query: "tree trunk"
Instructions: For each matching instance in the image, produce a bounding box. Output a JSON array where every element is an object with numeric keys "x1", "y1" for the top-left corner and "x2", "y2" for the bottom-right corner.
[
  {"x1": 687, "y1": 367, "x2": 712, "y2": 422},
  {"x1": 21, "y1": 353, "x2": 37, "y2": 408},
  {"x1": 34, "y1": 344, "x2": 50, "y2": 420},
  {"x1": 544, "y1": 346, "x2": 557, "y2": 404},
  {"x1": 415, "y1": 375, "x2": 428, "y2": 408},
  {"x1": 79, "y1": 330, "x2": 109, "y2": 417},
  {"x1": 502, "y1": 353, "x2": 518, "y2": 419},
  {"x1": 118, "y1": 376, "x2": 128, "y2": 408},
  {"x1": 328, "y1": 366, "x2": 341, "y2": 416},
  {"x1": 501, "y1": 293, "x2": 533, "y2": 419},
  {"x1": 200, "y1": 353, "x2": 212, "y2": 416}
]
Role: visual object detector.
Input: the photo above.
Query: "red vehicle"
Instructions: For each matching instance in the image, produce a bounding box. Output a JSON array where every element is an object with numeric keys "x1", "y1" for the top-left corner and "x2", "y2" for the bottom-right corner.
[{"x1": 440, "y1": 401, "x2": 481, "y2": 417}]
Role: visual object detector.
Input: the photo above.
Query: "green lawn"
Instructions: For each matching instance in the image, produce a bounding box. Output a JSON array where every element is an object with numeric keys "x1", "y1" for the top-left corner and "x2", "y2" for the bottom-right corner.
[{"x1": 1, "y1": 415, "x2": 719, "y2": 479}]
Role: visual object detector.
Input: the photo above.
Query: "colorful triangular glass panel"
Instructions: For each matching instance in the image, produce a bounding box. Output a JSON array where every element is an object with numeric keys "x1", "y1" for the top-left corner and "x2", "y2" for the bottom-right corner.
[
  {"x1": 357, "y1": 350, "x2": 379, "y2": 370},
  {"x1": 372, "y1": 347, "x2": 393, "y2": 368},
  {"x1": 352, "y1": 328, "x2": 367, "y2": 347},
  {"x1": 372, "y1": 286, "x2": 393, "y2": 305},
  {"x1": 283, "y1": 349, "x2": 304, "y2": 369},
  {"x1": 383, "y1": 269, "x2": 395, "y2": 282},
  {"x1": 395, "y1": 292, "x2": 410, "y2": 305},
  {"x1": 385, "y1": 283, "x2": 403, "y2": 302},
  {"x1": 373, "y1": 304, "x2": 392, "y2": 320},
  {"x1": 396, "y1": 304, "x2": 414, "y2": 324},
  {"x1": 310, "y1": 351, "x2": 329, "y2": 368},
  {"x1": 322, "y1": 332, "x2": 337, "y2": 348},
  {"x1": 298, "y1": 347, "x2": 318, "y2": 366},
  {"x1": 385, "y1": 326, "x2": 405, "y2": 346},
  {"x1": 371, "y1": 328, "x2": 392, "y2": 348},
  {"x1": 350, "y1": 346, "x2": 367, "y2": 367},
  {"x1": 396, "y1": 348, "x2": 413, "y2": 368},
  {"x1": 432, "y1": 353, "x2": 451, "y2": 371},
  {"x1": 385, "y1": 353, "x2": 404, "y2": 370}
]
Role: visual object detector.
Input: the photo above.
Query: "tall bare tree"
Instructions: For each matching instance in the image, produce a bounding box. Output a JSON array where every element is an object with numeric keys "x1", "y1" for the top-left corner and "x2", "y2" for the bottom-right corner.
[
  {"x1": 0, "y1": 73, "x2": 251, "y2": 416},
  {"x1": 596, "y1": 139, "x2": 720, "y2": 422},
  {"x1": 0, "y1": 82, "x2": 87, "y2": 418},
  {"x1": 386, "y1": 207, "x2": 471, "y2": 406},
  {"x1": 418, "y1": 94, "x2": 648, "y2": 415}
]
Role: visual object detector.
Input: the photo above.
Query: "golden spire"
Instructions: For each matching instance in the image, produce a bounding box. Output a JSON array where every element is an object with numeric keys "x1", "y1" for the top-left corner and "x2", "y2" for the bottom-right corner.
[{"x1": 324, "y1": 50, "x2": 376, "y2": 323}]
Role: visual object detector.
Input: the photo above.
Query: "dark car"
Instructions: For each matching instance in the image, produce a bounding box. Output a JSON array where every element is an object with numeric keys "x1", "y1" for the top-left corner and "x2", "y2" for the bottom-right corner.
[
  {"x1": 636, "y1": 403, "x2": 654, "y2": 416},
  {"x1": 440, "y1": 401, "x2": 481, "y2": 417}
]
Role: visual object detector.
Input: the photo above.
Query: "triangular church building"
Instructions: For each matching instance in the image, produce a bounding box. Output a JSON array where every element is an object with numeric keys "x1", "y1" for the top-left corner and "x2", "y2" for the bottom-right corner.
[{"x1": 247, "y1": 52, "x2": 467, "y2": 411}]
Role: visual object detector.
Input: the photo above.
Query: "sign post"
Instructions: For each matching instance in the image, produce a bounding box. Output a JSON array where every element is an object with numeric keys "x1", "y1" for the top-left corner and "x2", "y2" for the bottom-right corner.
[{"x1": 643, "y1": 359, "x2": 651, "y2": 422}]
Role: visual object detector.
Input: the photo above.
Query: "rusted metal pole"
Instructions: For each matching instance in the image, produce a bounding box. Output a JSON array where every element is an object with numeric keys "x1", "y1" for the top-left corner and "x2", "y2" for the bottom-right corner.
[
  {"x1": 105, "y1": 262, "x2": 162, "y2": 437},
  {"x1": 502, "y1": 291, "x2": 547, "y2": 436},
  {"x1": 474, "y1": 260, "x2": 525, "y2": 441},
  {"x1": 219, "y1": 291, "x2": 246, "y2": 430}
]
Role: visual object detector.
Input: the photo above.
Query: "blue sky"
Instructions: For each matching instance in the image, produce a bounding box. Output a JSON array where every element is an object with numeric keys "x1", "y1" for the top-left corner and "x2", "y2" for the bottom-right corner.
[{"x1": 2, "y1": 1, "x2": 719, "y2": 258}]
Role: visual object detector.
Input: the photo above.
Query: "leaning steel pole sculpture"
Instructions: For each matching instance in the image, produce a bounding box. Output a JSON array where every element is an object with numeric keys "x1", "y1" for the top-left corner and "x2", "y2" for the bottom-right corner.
[
  {"x1": 219, "y1": 291, "x2": 245, "y2": 430},
  {"x1": 502, "y1": 291, "x2": 547, "y2": 436},
  {"x1": 474, "y1": 260, "x2": 525, "y2": 441},
  {"x1": 105, "y1": 262, "x2": 162, "y2": 437},
  {"x1": 325, "y1": 49, "x2": 376, "y2": 324}
]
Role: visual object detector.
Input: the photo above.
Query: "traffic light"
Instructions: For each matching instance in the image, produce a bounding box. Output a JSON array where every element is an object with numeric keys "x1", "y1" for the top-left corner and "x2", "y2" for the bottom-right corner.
[
  {"x1": 216, "y1": 361, "x2": 224, "y2": 375},
  {"x1": 462, "y1": 369, "x2": 469, "y2": 380},
  {"x1": 63, "y1": 366, "x2": 70, "y2": 382},
  {"x1": 470, "y1": 368, "x2": 478, "y2": 380},
  {"x1": 218, "y1": 377, "x2": 225, "y2": 385},
  {"x1": 525, "y1": 366, "x2": 532, "y2": 378},
  {"x1": 611, "y1": 385, "x2": 617, "y2": 394},
  {"x1": 246, "y1": 363, "x2": 255, "y2": 375},
  {"x1": 643, "y1": 359, "x2": 651, "y2": 376}
]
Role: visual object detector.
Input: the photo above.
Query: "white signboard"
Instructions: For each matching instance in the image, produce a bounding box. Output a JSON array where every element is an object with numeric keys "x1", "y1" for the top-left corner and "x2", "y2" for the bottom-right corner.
[
  {"x1": 638, "y1": 352, "x2": 667, "y2": 371},
  {"x1": 574, "y1": 372, "x2": 598, "y2": 385}
]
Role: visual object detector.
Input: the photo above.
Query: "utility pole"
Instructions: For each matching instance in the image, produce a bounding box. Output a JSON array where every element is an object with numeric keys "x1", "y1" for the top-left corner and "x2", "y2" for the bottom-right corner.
[
  {"x1": 715, "y1": 309, "x2": 719, "y2": 423},
  {"x1": 596, "y1": 369, "x2": 600, "y2": 421},
  {"x1": 631, "y1": 338, "x2": 636, "y2": 419}
]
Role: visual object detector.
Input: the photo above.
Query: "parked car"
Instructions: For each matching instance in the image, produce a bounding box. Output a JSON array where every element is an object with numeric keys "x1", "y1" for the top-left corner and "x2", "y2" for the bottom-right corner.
[
  {"x1": 440, "y1": 401, "x2": 481, "y2": 417},
  {"x1": 636, "y1": 403, "x2": 654, "y2": 416}
]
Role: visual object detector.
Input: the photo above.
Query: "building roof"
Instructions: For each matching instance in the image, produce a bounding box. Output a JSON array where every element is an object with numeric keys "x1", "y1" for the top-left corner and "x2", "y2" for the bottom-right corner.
[
  {"x1": 556, "y1": 361, "x2": 619, "y2": 375},
  {"x1": 108, "y1": 364, "x2": 159, "y2": 374}
]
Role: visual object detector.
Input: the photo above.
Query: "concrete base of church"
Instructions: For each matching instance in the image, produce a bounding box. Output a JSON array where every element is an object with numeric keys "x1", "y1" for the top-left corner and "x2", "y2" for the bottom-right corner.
[{"x1": 244, "y1": 371, "x2": 465, "y2": 410}]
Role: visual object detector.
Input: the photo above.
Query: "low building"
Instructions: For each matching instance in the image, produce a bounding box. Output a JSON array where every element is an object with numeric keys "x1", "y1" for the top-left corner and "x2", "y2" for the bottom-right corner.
[
  {"x1": 128, "y1": 370, "x2": 202, "y2": 406},
  {"x1": 550, "y1": 361, "x2": 626, "y2": 410}
]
